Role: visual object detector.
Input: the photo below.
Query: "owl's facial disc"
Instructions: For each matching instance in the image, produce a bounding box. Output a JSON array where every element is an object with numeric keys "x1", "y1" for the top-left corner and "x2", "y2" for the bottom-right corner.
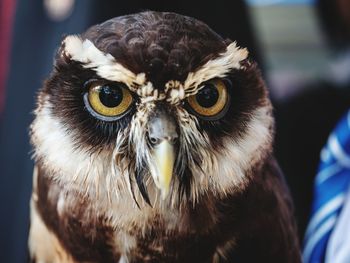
[{"x1": 147, "y1": 107, "x2": 178, "y2": 199}]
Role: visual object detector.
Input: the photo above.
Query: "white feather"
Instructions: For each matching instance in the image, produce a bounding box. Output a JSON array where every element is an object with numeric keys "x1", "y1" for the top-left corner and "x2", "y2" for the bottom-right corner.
[
  {"x1": 63, "y1": 35, "x2": 146, "y2": 89},
  {"x1": 184, "y1": 42, "x2": 248, "y2": 95}
]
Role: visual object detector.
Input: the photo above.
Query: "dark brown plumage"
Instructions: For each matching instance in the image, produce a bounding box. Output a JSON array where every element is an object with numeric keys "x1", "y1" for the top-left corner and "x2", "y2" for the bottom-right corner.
[{"x1": 28, "y1": 11, "x2": 301, "y2": 262}]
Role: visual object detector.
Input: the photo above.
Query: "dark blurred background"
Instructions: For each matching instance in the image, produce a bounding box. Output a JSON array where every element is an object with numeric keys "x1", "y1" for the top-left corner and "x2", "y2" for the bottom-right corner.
[{"x1": 0, "y1": 0, "x2": 350, "y2": 262}]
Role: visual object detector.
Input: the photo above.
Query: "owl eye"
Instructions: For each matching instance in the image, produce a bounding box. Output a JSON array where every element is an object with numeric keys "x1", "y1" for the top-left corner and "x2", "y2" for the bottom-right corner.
[
  {"x1": 84, "y1": 81, "x2": 134, "y2": 121},
  {"x1": 186, "y1": 79, "x2": 230, "y2": 120}
]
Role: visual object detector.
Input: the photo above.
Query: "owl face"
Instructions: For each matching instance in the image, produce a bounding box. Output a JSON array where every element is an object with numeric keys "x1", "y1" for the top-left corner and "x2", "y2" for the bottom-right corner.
[{"x1": 31, "y1": 12, "x2": 273, "y2": 207}]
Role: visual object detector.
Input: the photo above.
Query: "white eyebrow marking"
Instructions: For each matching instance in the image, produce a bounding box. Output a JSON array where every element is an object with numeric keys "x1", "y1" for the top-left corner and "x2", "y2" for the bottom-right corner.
[
  {"x1": 63, "y1": 36, "x2": 248, "y2": 104},
  {"x1": 183, "y1": 42, "x2": 249, "y2": 95},
  {"x1": 62, "y1": 35, "x2": 146, "y2": 90},
  {"x1": 161, "y1": 42, "x2": 248, "y2": 104}
]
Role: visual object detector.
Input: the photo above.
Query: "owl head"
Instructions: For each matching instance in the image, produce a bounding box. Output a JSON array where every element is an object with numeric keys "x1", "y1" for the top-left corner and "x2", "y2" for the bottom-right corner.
[{"x1": 31, "y1": 11, "x2": 273, "y2": 208}]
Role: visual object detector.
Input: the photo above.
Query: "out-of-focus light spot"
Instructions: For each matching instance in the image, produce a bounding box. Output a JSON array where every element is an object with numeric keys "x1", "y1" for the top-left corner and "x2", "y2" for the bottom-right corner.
[{"x1": 44, "y1": 0, "x2": 75, "y2": 22}]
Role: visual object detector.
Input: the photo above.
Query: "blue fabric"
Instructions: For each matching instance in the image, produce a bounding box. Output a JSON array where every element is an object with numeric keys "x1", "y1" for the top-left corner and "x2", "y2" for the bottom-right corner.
[
  {"x1": 303, "y1": 109, "x2": 350, "y2": 263},
  {"x1": 325, "y1": 183, "x2": 350, "y2": 263}
]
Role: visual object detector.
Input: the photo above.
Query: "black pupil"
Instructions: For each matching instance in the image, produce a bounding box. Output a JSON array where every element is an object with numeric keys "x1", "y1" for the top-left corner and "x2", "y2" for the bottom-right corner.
[
  {"x1": 196, "y1": 84, "x2": 219, "y2": 108},
  {"x1": 99, "y1": 84, "x2": 123, "y2": 108}
]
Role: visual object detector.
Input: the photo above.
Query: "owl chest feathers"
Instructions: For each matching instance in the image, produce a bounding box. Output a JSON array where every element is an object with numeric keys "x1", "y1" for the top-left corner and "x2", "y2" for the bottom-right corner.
[{"x1": 31, "y1": 165, "x2": 227, "y2": 262}]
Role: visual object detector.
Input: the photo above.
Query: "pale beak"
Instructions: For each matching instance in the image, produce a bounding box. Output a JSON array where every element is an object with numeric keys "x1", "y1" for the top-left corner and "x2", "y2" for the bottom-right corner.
[
  {"x1": 147, "y1": 106, "x2": 178, "y2": 200},
  {"x1": 151, "y1": 140, "x2": 175, "y2": 199}
]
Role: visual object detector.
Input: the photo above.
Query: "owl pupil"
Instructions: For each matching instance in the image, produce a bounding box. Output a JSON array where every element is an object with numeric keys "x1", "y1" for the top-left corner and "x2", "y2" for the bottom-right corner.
[
  {"x1": 99, "y1": 85, "x2": 123, "y2": 108},
  {"x1": 196, "y1": 84, "x2": 219, "y2": 108}
]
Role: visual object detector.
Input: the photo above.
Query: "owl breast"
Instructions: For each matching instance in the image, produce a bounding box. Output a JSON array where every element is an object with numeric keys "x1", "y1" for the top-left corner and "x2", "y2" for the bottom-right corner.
[{"x1": 33, "y1": 167, "x2": 235, "y2": 263}]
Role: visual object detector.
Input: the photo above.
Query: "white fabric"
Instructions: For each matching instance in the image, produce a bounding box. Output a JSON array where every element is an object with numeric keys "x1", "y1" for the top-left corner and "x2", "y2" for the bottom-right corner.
[{"x1": 325, "y1": 184, "x2": 350, "y2": 263}]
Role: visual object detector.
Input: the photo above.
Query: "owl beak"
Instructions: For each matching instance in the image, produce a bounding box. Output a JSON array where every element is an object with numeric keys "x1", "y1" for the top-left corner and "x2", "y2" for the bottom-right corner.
[
  {"x1": 151, "y1": 140, "x2": 175, "y2": 199},
  {"x1": 148, "y1": 107, "x2": 178, "y2": 199}
]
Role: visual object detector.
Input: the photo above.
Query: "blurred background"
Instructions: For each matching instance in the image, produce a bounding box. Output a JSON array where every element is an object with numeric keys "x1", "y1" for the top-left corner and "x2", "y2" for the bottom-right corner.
[{"x1": 1, "y1": 0, "x2": 350, "y2": 262}]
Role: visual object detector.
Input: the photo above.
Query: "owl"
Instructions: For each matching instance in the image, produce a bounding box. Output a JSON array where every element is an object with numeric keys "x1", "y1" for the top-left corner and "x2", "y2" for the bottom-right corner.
[{"x1": 28, "y1": 11, "x2": 301, "y2": 263}]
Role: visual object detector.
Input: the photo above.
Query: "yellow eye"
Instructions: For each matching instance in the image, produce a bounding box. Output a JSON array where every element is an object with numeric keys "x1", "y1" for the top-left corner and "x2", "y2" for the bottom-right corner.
[
  {"x1": 187, "y1": 79, "x2": 230, "y2": 119},
  {"x1": 84, "y1": 81, "x2": 133, "y2": 121}
]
